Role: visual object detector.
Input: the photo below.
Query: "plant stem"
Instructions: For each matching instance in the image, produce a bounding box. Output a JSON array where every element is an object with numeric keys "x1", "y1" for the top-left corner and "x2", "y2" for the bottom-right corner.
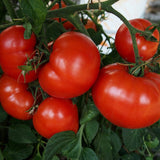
[
  {"x1": 47, "y1": 0, "x2": 118, "y2": 19},
  {"x1": 67, "y1": 13, "x2": 89, "y2": 36},
  {"x1": 105, "y1": 6, "x2": 140, "y2": 64},
  {"x1": 47, "y1": 0, "x2": 142, "y2": 63},
  {"x1": 0, "y1": 22, "x2": 14, "y2": 29},
  {"x1": 77, "y1": 124, "x2": 85, "y2": 158},
  {"x1": 2, "y1": 0, "x2": 17, "y2": 21}
]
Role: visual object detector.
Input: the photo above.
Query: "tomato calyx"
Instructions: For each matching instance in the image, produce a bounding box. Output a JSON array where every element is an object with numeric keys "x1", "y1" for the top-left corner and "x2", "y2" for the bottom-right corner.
[
  {"x1": 17, "y1": 49, "x2": 43, "y2": 83},
  {"x1": 128, "y1": 55, "x2": 160, "y2": 77},
  {"x1": 129, "y1": 64, "x2": 146, "y2": 77},
  {"x1": 140, "y1": 24, "x2": 159, "y2": 42}
]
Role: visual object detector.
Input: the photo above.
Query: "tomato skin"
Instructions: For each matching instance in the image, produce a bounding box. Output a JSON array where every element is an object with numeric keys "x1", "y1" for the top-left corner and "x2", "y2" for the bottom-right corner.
[
  {"x1": 85, "y1": 19, "x2": 97, "y2": 31},
  {"x1": 115, "y1": 18, "x2": 159, "y2": 62},
  {"x1": 0, "y1": 25, "x2": 37, "y2": 83},
  {"x1": 33, "y1": 97, "x2": 79, "y2": 139},
  {"x1": 38, "y1": 31, "x2": 100, "y2": 98},
  {"x1": 92, "y1": 63, "x2": 160, "y2": 129},
  {"x1": 0, "y1": 75, "x2": 34, "y2": 120}
]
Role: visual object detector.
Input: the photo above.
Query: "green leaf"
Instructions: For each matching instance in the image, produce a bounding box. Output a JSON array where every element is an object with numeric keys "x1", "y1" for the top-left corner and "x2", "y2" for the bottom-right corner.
[
  {"x1": 18, "y1": 64, "x2": 33, "y2": 72},
  {"x1": 33, "y1": 153, "x2": 42, "y2": 160},
  {"x1": 19, "y1": 0, "x2": 47, "y2": 35},
  {"x1": 23, "y1": 22, "x2": 32, "y2": 39},
  {"x1": 84, "y1": 120, "x2": 99, "y2": 144},
  {"x1": 146, "y1": 137, "x2": 159, "y2": 149},
  {"x1": 8, "y1": 124, "x2": 37, "y2": 144},
  {"x1": 44, "y1": 131, "x2": 77, "y2": 160},
  {"x1": 51, "y1": 155, "x2": 60, "y2": 160},
  {"x1": 0, "y1": 0, "x2": 6, "y2": 24},
  {"x1": 122, "y1": 128, "x2": 144, "y2": 151},
  {"x1": 121, "y1": 153, "x2": 142, "y2": 160},
  {"x1": 88, "y1": 28, "x2": 102, "y2": 45},
  {"x1": 44, "y1": 125, "x2": 85, "y2": 160},
  {"x1": 61, "y1": 136, "x2": 82, "y2": 159},
  {"x1": 0, "y1": 149, "x2": 4, "y2": 160},
  {"x1": 110, "y1": 131, "x2": 122, "y2": 155},
  {"x1": 61, "y1": 125, "x2": 84, "y2": 159},
  {"x1": 93, "y1": 125, "x2": 113, "y2": 160},
  {"x1": 45, "y1": 21, "x2": 66, "y2": 42},
  {"x1": 101, "y1": 46, "x2": 123, "y2": 66},
  {"x1": 0, "y1": 104, "x2": 8, "y2": 122},
  {"x1": 80, "y1": 102, "x2": 99, "y2": 124},
  {"x1": 3, "y1": 142, "x2": 34, "y2": 160},
  {"x1": 149, "y1": 128, "x2": 160, "y2": 141},
  {"x1": 79, "y1": 148, "x2": 98, "y2": 160}
]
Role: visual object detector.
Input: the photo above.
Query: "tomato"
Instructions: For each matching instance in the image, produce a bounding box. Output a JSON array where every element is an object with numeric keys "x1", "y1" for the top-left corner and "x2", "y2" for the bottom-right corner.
[
  {"x1": 32, "y1": 97, "x2": 79, "y2": 139},
  {"x1": 38, "y1": 31, "x2": 100, "y2": 98},
  {"x1": 84, "y1": 19, "x2": 97, "y2": 31},
  {"x1": 51, "y1": 1, "x2": 75, "y2": 30},
  {"x1": 115, "y1": 18, "x2": 159, "y2": 62},
  {"x1": 0, "y1": 25, "x2": 37, "y2": 83},
  {"x1": 0, "y1": 75, "x2": 34, "y2": 120},
  {"x1": 92, "y1": 63, "x2": 160, "y2": 129}
]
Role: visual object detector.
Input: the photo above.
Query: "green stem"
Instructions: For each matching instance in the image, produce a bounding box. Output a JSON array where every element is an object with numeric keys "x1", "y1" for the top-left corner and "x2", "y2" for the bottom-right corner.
[
  {"x1": 0, "y1": 22, "x2": 14, "y2": 29},
  {"x1": 2, "y1": 0, "x2": 17, "y2": 21},
  {"x1": 143, "y1": 136, "x2": 153, "y2": 158},
  {"x1": 105, "y1": 6, "x2": 140, "y2": 64},
  {"x1": 46, "y1": 0, "x2": 142, "y2": 63},
  {"x1": 77, "y1": 124, "x2": 85, "y2": 158},
  {"x1": 47, "y1": 0, "x2": 118, "y2": 19},
  {"x1": 67, "y1": 14, "x2": 89, "y2": 36}
]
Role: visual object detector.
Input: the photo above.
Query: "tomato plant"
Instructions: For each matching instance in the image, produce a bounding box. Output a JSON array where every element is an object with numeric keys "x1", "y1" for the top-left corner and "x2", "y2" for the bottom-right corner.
[
  {"x1": 92, "y1": 63, "x2": 160, "y2": 128},
  {"x1": 50, "y1": 1, "x2": 75, "y2": 30},
  {"x1": 1, "y1": 0, "x2": 160, "y2": 160},
  {"x1": 38, "y1": 31, "x2": 100, "y2": 98},
  {"x1": 115, "y1": 18, "x2": 159, "y2": 62},
  {"x1": 0, "y1": 25, "x2": 37, "y2": 83},
  {"x1": 0, "y1": 74, "x2": 34, "y2": 120},
  {"x1": 33, "y1": 97, "x2": 79, "y2": 139},
  {"x1": 84, "y1": 19, "x2": 97, "y2": 31}
]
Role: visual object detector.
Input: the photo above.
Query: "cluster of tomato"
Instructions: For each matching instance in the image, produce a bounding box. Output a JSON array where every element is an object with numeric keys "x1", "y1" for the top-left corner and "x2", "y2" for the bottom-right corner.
[
  {"x1": 93, "y1": 18, "x2": 160, "y2": 129},
  {"x1": 0, "y1": 5, "x2": 160, "y2": 139},
  {"x1": 0, "y1": 23, "x2": 100, "y2": 139}
]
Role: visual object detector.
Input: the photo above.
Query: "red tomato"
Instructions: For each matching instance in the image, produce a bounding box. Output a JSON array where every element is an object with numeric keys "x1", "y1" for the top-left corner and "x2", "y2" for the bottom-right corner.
[
  {"x1": 0, "y1": 75, "x2": 34, "y2": 120},
  {"x1": 0, "y1": 25, "x2": 37, "y2": 83},
  {"x1": 85, "y1": 19, "x2": 97, "y2": 31},
  {"x1": 33, "y1": 97, "x2": 79, "y2": 139},
  {"x1": 92, "y1": 63, "x2": 160, "y2": 129},
  {"x1": 51, "y1": 1, "x2": 75, "y2": 30},
  {"x1": 115, "y1": 18, "x2": 159, "y2": 62},
  {"x1": 38, "y1": 31, "x2": 100, "y2": 98}
]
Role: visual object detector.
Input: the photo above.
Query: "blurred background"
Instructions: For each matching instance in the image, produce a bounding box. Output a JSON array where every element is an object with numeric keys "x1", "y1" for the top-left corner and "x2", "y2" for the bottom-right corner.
[{"x1": 78, "y1": 0, "x2": 160, "y2": 37}]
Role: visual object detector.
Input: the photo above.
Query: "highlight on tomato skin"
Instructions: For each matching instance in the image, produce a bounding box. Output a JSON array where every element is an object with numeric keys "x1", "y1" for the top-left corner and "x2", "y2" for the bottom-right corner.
[
  {"x1": 92, "y1": 63, "x2": 160, "y2": 129},
  {"x1": 0, "y1": 25, "x2": 37, "y2": 83},
  {"x1": 38, "y1": 31, "x2": 101, "y2": 99},
  {"x1": 32, "y1": 97, "x2": 79, "y2": 139},
  {"x1": 115, "y1": 18, "x2": 160, "y2": 63},
  {"x1": 0, "y1": 74, "x2": 34, "y2": 120}
]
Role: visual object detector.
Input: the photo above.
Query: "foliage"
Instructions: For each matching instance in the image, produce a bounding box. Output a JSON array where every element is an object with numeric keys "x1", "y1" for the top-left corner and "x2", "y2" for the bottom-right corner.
[{"x1": 1, "y1": 0, "x2": 160, "y2": 160}]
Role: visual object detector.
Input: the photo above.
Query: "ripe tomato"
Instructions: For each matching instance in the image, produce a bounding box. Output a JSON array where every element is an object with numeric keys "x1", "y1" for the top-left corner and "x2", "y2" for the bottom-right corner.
[
  {"x1": 33, "y1": 97, "x2": 79, "y2": 139},
  {"x1": 84, "y1": 19, "x2": 97, "y2": 31},
  {"x1": 0, "y1": 75, "x2": 34, "y2": 120},
  {"x1": 92, "y1": 63, "x2": 160, "y2": 129},
  {"x1": 51, "y1": 1, "x2": 75, "y2": 30},
  {"x1": 0, "y1": 25, "x2": 37, "y2": 83},
  {"x1": 115, "y1": 18, "x2": 159, "y2": 62},
  {"x1": 38, "y1": 31, "x2": 100, "y2": 98}
]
